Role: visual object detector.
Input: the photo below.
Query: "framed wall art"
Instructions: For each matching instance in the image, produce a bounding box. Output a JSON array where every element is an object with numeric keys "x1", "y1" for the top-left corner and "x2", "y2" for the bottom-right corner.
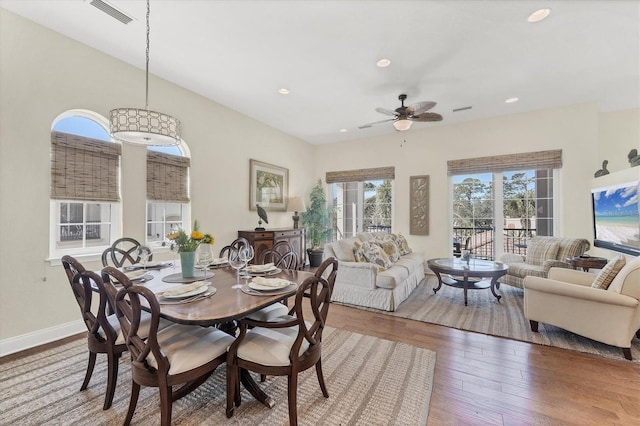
[
  {"x1": 249, "y1": 159, "x2": 289, "y2": 211},
  {"x1": 410, "y1": 175, "x2": 429, "y2": 235}
]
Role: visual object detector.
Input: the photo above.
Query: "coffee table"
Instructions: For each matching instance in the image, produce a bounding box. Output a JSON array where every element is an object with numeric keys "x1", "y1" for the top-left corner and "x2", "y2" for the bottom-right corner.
[{"x1": 427, "y1": 258, "x2": 508, "y2": 306}]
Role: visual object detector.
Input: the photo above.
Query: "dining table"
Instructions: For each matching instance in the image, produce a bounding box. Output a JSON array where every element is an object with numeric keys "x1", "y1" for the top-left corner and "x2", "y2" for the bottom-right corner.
[{"x1": 110, "y1": 260, "x2": 315, "y2": 410}]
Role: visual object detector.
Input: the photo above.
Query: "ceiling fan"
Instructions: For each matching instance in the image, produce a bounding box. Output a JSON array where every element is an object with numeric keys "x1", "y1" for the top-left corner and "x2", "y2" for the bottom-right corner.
[{"x1": 359, "y1": 94, "x2": 443, "y2": 131}]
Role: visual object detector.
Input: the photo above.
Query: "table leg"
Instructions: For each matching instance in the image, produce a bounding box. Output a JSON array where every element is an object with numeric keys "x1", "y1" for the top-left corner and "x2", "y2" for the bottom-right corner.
[
  {"x1": 463, "y1": 276, "x2": 468, "y2": 306},
  {"x1": 432, "y1": 271, "x2": 443, "y2": 294},
  {"x1": 240, "y1": 368, "x2": 275, "y2": 409},
  {"x1": 490, "y1": 276, "x2": 502, "y2": 302}
]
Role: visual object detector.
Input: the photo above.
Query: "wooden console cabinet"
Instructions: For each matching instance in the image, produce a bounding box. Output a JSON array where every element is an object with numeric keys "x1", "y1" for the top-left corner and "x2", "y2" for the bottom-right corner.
[{"x1": 238, "y1": 228, "x2": 306, "y2": 268}]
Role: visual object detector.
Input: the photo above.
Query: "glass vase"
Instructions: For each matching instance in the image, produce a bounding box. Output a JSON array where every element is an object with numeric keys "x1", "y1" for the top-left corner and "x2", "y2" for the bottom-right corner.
[{"x1": 179, "y1": 251, "x2": 196, "y2": 278}]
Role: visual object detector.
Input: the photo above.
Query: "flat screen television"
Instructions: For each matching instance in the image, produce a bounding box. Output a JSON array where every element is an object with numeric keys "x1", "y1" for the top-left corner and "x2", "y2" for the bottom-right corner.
[{"x1": 591, "y1": 180, "x2": 640, "y2": 256}]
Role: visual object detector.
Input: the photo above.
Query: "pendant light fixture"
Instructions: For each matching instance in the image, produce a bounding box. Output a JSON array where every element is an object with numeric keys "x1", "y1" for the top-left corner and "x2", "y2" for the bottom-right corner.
[{"x1": 109, "y1": 0, "x2": 181, "y2": 146}]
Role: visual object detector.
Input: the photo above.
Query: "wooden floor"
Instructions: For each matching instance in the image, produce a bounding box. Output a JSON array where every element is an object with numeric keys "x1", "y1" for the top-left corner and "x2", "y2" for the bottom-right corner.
[
  {"x1": 324, "y1": 302, "x2": 640, "y2": 426},
  {"x1": 3, "y1": 299, "x2": 640, "y2": 425}
]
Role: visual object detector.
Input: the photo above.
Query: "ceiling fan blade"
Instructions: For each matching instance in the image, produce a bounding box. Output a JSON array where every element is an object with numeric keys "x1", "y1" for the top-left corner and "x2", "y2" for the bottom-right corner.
[
  {"x1": 358, "y1": 118, "x2": 396, "y2": 129},
  {"x1": 375, "y1": 107, "x2": 398, "y2": 117},
  {"x1": 408, "y1": 101, "x2": 437, "y2": 115},
  {"x1": 410, "y1": 112, "x2": 443, "y2": 122}
]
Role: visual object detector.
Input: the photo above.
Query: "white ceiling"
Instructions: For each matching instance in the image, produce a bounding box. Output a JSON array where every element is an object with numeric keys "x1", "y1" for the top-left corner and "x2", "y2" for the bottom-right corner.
[{"x1": 2, "y1": 0, "x2": 639, "y2": 144}]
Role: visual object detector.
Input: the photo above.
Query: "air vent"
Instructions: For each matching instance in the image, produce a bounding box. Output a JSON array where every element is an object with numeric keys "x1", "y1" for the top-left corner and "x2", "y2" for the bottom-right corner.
[
  {"x1": 453, "y1": 106, "x2": 472, "y2": 112},
  {"x1": 90, "y1": 0, "x2": 133, "y2": 24}
]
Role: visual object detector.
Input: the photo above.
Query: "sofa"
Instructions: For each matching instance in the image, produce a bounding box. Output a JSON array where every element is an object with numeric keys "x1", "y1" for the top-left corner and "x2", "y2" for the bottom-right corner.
[
  {"x1": 323, "y1": 232, "x2": 425, "y2": 311},
  {"x1": 524, "y1": 255, "x2": 640, "y2": 360},
  {"x1": 498, "y1": 236, "x2": 590, "y2": 289}
]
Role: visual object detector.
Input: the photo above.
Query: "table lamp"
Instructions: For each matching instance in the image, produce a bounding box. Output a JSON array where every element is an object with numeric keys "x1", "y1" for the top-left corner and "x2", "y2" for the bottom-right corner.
[{"x1": 288, "y1": 196, "x2": 307, "y2": 229}]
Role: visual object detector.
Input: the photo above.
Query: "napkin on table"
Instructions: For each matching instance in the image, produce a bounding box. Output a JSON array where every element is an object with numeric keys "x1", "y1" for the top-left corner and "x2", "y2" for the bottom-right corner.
[
  {"x1": 156, "y1": 281, "x2": 208, "y2": 297},
  {"x1": 251, "y1": 277, "x2": 290, "y2": 288},
  {"x1": 247, "y1": 263, "x2": 275, "y2": 272}
]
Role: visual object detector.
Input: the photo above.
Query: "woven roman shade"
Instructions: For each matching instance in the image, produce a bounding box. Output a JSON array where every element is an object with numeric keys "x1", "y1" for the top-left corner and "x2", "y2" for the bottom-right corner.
[
  {"x1": 51, "y1": 131, "x2": 122, "y2": 202},
  {"x1": 147, "y1": 151, "x2": 190, "y2": 202},
  {"x1": 326, "y1": 166, "x2": 395, "y2": 184},
  {"x1": 447, "y1": 150, "x2": 562, "y2": 175}
]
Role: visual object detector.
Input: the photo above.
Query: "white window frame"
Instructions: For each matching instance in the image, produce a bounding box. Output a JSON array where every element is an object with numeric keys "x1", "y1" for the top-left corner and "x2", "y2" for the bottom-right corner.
[
  {"x1": 48, "y1": 109, "x2": 122, "y2": 264},
  {"x1": 145, "y1": 141, "x2": 191, "y2": 250}
]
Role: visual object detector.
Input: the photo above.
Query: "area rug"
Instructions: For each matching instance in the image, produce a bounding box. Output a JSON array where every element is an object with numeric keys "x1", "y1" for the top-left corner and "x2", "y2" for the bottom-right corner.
[
  {"x1": 0, "y1": 327, "x2": 435, "y2": 425},
  {"x1": 366, "y1": 276, "x2": 640, "y2": 363}
]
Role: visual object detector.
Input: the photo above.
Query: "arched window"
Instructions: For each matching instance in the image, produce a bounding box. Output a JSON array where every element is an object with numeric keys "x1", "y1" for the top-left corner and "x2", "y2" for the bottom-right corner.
[
  {"x1": 50, "y1": 110, "x2": 121, "y2": 257},
  {"x1": 145, "y1": 142, "x2": 191, "y2": 247}
]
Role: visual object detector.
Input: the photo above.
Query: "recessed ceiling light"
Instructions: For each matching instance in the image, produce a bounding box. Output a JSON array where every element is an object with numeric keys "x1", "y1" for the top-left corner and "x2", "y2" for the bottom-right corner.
[
  {"x1": 528, "y1": 8, "x2": 551, "y2": 23},
  {"x1": 505, "y1": 97, "x2": 519, "y2": 104},
  {"x1": 339, "y1": 129, "x2": 348, "y2": 133},
  {"x1": 278, "y1": 88, "x2": 290, "y2": 95},
  {"x1": 376, "y1": 58, "x2": 391, "y2": 68}
]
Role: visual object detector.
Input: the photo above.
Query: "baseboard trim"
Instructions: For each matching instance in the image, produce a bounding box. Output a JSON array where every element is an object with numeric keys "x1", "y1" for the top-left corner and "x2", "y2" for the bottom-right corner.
[{"x1": 0, "y1": 320, "x2": 85, "y2": 357}]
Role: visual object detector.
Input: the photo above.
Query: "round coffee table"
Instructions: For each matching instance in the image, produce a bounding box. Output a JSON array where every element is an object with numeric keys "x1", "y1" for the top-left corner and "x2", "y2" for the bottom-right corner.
[{"x1": 427, "y1": 258, "x2": 508, "y2": 306}]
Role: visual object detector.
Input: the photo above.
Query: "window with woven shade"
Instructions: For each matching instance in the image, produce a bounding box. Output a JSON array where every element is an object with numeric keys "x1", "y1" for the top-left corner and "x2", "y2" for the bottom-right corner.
[
  {"x1": 449, "y1": 150, "x2": 562, "y2": 260},
  {"x1": 326, "y1": 167, "x2": 395, "y2": 239},
  {"x1": 146, "y1": 146, "x2": 190, "y2": 247},
  {"x1": 49, "y1": 111, "x2": 121, "y2": 258}
]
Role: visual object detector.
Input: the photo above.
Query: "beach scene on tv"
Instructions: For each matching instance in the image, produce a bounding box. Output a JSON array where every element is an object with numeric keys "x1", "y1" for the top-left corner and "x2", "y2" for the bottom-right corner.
[{"x1": 592, "y1": 182, "x2": 640, "y2": 249}]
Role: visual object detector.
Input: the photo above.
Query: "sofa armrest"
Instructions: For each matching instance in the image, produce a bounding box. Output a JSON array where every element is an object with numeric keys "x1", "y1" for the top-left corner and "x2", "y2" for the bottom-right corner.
[
  {"x1": 543, "y1": 259, "x2": 572, "y2": 272},
  {"x1": 500, "y1": 253, "x2": 525, "y2": 263},
  {"x1": 524, "y1": 276, "x2": 639, "y2": 308},
  {"x1": 335, "y1": 261, "x2": 378, "y2": 290},
  {"x1": 547, "y1": 267, "x2": 595, "y2": 286}
]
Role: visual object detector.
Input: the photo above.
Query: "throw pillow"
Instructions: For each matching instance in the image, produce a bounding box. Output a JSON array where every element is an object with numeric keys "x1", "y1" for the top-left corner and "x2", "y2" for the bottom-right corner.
[
  {"x1": 591, "y1": 256, "x2": 626, "y2": 290},
  {"x1": 356, "y1": 241, "x2": 393, "y2": 271},
  {"x1": 333, "y1": 239, "x2": 356, "y2": 262},
  {"x1": 373, "y1": 239, "x2": 400, "y2": 263},
  {"x1": 392, "y1": 233, "x2": 412, "y2": 256},
  {"x1": 525, "y1": 240, "x2": 559, "y2": 266},
  {"x1": 353, "y1": 240, "x2": 367, "y2": 263}
]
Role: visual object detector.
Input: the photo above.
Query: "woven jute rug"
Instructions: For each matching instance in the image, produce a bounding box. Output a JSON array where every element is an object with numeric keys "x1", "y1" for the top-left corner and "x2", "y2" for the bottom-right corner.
[
  {"x1": 365, "y1": 276, "x2": 639, "y2": 363},
  {"x1": 0, "y1": 327, "x2": 435, "y2": 425}
]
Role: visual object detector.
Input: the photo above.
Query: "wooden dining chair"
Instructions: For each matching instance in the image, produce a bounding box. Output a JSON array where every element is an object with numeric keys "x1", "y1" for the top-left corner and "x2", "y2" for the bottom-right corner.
[
  {"x1": 226, "y1": 257, "x2": 338, "y2": 426},
  {"x1": 218, "y1": 237, "x2": 249, "y2": 261},
  {"x1": 61, "y1": 255, "x2": 127, "y2": 410},
  {"x1": 101, "y1": 237, "x2": 153, "y2": 268},
  {"x1": 102, "y1": 266, "x2": 235, "y2": 426},
  {"x1": 258, "y1": 240, "x2": 298, "y2": 270}
]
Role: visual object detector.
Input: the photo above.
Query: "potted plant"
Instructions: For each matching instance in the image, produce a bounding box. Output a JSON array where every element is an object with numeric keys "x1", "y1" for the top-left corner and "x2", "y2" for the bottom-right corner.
[{"x1": 301, "y1": 179, "x2": 333, "y2": 267}]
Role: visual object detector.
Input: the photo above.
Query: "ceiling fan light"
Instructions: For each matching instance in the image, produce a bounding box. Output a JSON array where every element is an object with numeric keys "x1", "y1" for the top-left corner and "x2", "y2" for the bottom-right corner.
[
  {"x1": 528, "y1": 8, "x2": 551, "y2": 23},
  {"x1": 393, "y1": 119, "x2": 412, "y2": 131}
]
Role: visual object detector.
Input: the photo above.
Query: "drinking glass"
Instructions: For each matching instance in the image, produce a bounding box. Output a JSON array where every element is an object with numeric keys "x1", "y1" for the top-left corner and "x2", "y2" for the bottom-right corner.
[
  {"x1": 229, "y1": 248, "x2": 245, "y2": 288},
  {"x1": 169, "y1": 243, "x2": 179, "y2": 271},
  {"x1": 195, "y1": 244, "x2": 214, "y2": 282},
  {"x1": 135, "y1": 245, "x2": 152, "y2": 270}
]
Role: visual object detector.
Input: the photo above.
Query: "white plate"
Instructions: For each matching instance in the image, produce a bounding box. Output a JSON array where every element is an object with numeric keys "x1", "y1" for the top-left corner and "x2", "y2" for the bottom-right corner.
[
  {"x1": 160, "y1": 285, "x2": 208, "y2": 299},
  {"x1": 249, "y1": 280, "x2": 292, "y2": 291}
]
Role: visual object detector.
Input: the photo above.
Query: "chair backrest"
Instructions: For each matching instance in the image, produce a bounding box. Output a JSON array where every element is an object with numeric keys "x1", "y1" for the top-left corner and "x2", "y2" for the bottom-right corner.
[
  {"x1": 101, "y1": 237, "x2": 151, "y2": 267},
  {"x1": 258, "y1": 240, "x2": 298, "y2": 269},
  {"x1": 62, "y1": 255, "x2": 116, "y2": 343},
  {"x1": 290, "y1": 257, "x2": 338, "y2": 355},
  {"x1": 101, "y1": 266, "x2": 167, "y2": 373},
  {"x1": 219, "y1": 237, "x2": 249, "y2": 261}
]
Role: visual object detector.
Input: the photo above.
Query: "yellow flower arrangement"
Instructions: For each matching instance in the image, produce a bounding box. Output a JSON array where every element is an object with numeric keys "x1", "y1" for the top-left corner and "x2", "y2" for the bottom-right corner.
[{"x1": 166, "y1": 220, "x2": 214, "y2": 252}]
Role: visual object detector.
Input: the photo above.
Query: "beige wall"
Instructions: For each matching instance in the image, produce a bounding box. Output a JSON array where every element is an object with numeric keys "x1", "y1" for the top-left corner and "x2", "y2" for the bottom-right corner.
[
  {"x1": 1, "y1": 9, "x2": 638, "y2": 352},
  {"x1": 0, "y1": 10, "x2": 316, "y2": 347},
  {"x1": 315, "y1": 104, "x2": 639, "y2": 262}
]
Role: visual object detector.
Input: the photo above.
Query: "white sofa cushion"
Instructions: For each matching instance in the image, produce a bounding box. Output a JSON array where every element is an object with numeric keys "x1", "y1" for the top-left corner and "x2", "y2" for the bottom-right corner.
[
  {"x1": 376, "y1": 265, "x2": 409, "y2": 289},
  {"x1": 332, "y1": 238, "x2": 357, "y2": 262}
]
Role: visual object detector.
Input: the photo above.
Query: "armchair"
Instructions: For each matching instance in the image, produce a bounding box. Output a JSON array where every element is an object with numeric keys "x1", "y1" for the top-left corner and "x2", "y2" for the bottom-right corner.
[
  {"x1": 499, "y1": 236, "x2": 590, "y2": 289},
  {"x1": 523, "y1": 256, "x2": 640, "y2": 360}
]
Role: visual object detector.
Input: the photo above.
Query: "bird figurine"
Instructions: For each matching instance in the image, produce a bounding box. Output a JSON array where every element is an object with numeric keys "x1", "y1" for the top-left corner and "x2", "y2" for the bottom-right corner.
[
  {"x1": 594, "y1": 160, "x2": 610, "y2": 177},
  {"x1": 255, "y1": 204, "x2": 268, "y2": 231},
  {"x1": 628, "y1": 149, "x2": 640, "y2": 167}
]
